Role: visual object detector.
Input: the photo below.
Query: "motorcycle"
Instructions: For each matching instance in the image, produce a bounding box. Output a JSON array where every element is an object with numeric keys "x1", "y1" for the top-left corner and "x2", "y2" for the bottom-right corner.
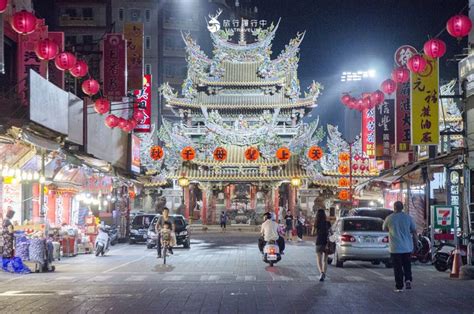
[
  {"x1": 95, "y1": 227, "x2": 110, "y2": 257},
  {"x1": 108, "y1": 226, "x2": 119, "y2": 246},
  {"x1": 412, "y1": 234, "x2": 431, "y2": 263},
  {"x1": 263, "y1": 240, "x2": 281, "y2": 267},
  {"x1": 433, "y1": 242, "x2": 467, "y2": 272}
]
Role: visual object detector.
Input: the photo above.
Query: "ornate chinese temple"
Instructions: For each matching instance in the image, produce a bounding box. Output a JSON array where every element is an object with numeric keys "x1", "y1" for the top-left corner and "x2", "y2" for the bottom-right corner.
[{"x1": 145, "y1": 20, "x2": 325, "y2": 223}]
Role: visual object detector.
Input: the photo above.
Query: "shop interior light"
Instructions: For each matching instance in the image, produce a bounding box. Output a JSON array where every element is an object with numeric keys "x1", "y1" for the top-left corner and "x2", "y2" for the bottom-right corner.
[
  {"x1": 84, "y1": 198, "x2": 92, "y2": 205},
  {"x1": 92, "y1": 199, "x2": 100, "y2": 206},
  {"x1": 21, "y1": 171, "x2": 27, "y2": 180},
  {"x1": 8, "y1": 168, "x2": 15, "y2": 177},
  {"x1": 39, "y1": 176, "x2": 45, "y2": 184},
  {"x1": 12, "y1": 177, "x2": 19, "y2": 184},
  {"x1": 33, "y1": 172, "x2": 39, "y2": 180},
  {"x1": 26, "y1": 172, "x2": 33, "y2": 180},
  {"x1": 1, "y1": 168, "x2": 8, "y2": 177},
  {"x1": 369, "y1": 201, "x2": 375, "y2": 206},
  {"x1": 103, "y1": 200, "x2": 108, "y2": 206},
  {"x1": 111, "y1": 197, "x2": 116, "y2": 202},
  {"x1": 106, "y1": 195, "x2": 112, "y2": 200}
]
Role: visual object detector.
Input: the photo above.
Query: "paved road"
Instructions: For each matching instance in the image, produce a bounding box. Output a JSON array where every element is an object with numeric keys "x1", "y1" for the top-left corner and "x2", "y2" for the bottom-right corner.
[{"x1": 0, "y1": 232, "x2": 472, "y2": 313}]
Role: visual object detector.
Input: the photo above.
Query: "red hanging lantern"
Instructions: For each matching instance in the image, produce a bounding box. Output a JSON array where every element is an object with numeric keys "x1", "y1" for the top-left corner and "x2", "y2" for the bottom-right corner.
[
  {"x1": 94, "y1": 98, "x2": 110, "y2": 115},
  {"x1": 181, "y1": 146, "x2": 196, "y2": 161},
  {"x1": 423, "y1": 39, "x2": 446, "y2": 59},
  {"x1": 391, "y1": 67, "x2": 410, "y2": 83},
  {"x1": 213, "y1": 147, "x2": 228, "y2": 161},
  {"x1": 117, "y1": 117, "x2": 128, "y2": 129},
  {"x1": 128, "y1": 119, "x2": 138, "y2": 129},
  {"x1": 381, "y1": 79, "x2": 397, "y2": 95},
  {"x1": 70, "y1": 60, "x2": 88, "y2": 78},
  {"x1": 446, "y1": 15, "x2": 472, "y2": 39},
  {"x1": 362, "y1": 96, "x2": 372, "y2": 109},
  {"x1": 276, "y1": 147, "x2": 291, "y2": 161},
  {"x1": 370, "y1": 90, "x2": 385, "y2": 106},
  {"x1": 11, "y1": 10, "x2": 37, "y2": 35},
  {"x1": 307, "y1": 146, "x2": 323, "y2": 161},
  {"x1": 341, "y1": 94, "x2": 351, "y2": 105},
  {"x1": 407, "y1": 55, "x2": 427, "y2": 74},
  {"x1": 35, "y1": 39, "x2": 59, "y2": 61},
  {"x1": 356, "y1": 98, "x2": 365, "y2": 111},
  {"x1": 244, "y1": 147, "x2": 260, "y2": 161},
  {"x1": 338, "y1": 190, "x2": 350, "y2": 201},
  {"x1": 55, "y1": 52, "x2": 76, "y2": 71},
  {"x1": 121, "y1": 120, "x2": 134, "y2": 133},
  {"x1": 82, "y1": 79, "x2": 100, "y2": 96},
  {"x1": 150, "y1": 146, "x2": 164, "y2": 160},
  {"x1": 0, "y1": 0, "x2": 8, "y2": 13},
  {"x1": 104, "y1": 114, "x2": 119, "y2": 128},
  {"x1": 132, "y1": 110, "x2": 145, "y2": 122}
]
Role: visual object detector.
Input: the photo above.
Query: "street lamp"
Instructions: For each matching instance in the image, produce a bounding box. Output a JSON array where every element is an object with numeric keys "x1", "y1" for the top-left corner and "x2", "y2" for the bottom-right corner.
[
  {"x1": 340, "y1": 69, "x2": 376, "y2": 82},
  {"x1": 290, "y1": 177, "x2": 302, "y2": 187},
  {"x1": 178, "y1": 175, "x2": 190, "y2": 219}
]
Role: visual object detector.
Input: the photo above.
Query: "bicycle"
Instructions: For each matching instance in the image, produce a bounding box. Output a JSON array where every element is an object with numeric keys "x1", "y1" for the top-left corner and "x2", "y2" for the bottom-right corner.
[{"x1": 162, "y1": 240, "x2": 170, "y2": 265}]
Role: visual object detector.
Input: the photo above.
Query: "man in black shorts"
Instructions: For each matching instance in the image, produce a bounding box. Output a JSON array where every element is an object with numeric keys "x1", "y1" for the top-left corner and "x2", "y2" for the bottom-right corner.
[{"x1": 220, "y1": 211, "x2": 228, "y2": 232}]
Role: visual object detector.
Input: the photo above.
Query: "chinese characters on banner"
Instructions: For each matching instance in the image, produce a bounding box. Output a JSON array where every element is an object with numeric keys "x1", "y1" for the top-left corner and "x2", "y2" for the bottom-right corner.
[
  {"x1": 17, "y1": 19, "x2": 48, "y2": 105},
  {"x1": 47, "y1": 32, "x2": 65, "y2": 89},
  {"x1": 447, "y1": 169, "x2": 462, "y2": 228},
  {"x1": 103, "y1": 34, "x2": 127, "y2": 101},
  {"x1": 411, "y1": 56, "x2": 439, "y2": 145},
  {"x1": 396, "y1": 82, "x2": 411, "y2": 151},
  {"x1": 131, "y1": 134, "x2": 141, "y2": 173},
  {"x1": 361, "y1": 108, "x2": 376, "y2": 159},
  {"x1": 133, "y1": 75, "x2": 151, "y2": 133},
  {"x1": 222, "y1": 19, "x2": 269, "y2": 33},
  {"x1": 375, "y1": 99, "x2": 395, "y2": 160},
  {"x1": 124, "y1": 23, "x2": 144, "y2": 90}
]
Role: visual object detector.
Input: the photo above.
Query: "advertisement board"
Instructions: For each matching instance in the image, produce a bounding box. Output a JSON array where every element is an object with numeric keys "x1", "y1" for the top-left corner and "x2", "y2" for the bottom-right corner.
[
  {"x1": 103, "y1": 34, "x2": 127, "y2": 101},
  {"x1": 396, "y1": 82, "x2": 411, "y2": 151},
  {"x1": 131, "y1": 134, "x2": 141, "y2": 173},
  {"x1": 133, "y1": 75, "x2": 152, "y2": 133},
  {"x1": 375, "y1": 99, "x2": 395, "y2": 160},
  {"x1": 361, "y1": 107, "x2": 376, "y2": 159}
]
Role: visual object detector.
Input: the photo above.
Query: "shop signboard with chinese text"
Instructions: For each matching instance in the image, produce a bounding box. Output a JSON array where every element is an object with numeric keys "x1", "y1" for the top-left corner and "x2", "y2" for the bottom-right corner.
[
  {"x1": 131, "y1": 134, "x2": 141, "y2": 173},
  {"x1": 375, "y1": 99, "x2": 395, "y2": 160},
  {"x1": 433, "y1": 205, "x2": 454, "y2": 229},
  {"x1": 133, "y1": 75, "x2": 152, "y2": 133},
  {"x1": 103, "y1": 34, "x2": 126, "y2": 101},
  {"x1": 447, "y1": 169, "x2": 462, "y2": 231},
  {"x1": 411, "y1": 57, "x2": 439, "y2": 146},
  {"x1": 17, "y1": 19, "x2": 48, "y2": 105},
  {"x1": 361, "y1": 108, "x2": 376, "y2": 159},
  {"x1": 124, "y1": 23, "x2": 143, "y2": 90},
  {"x1": 1, "y1": 181, "x2": 22, "y2": 222}
]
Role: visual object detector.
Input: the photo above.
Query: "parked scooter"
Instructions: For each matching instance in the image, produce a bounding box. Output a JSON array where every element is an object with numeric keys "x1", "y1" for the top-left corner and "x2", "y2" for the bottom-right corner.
[
  {"x1": 433, "y1": 242, "x2": 467, "y2": 272},
  {"x1": 95, "y1": 226, "x2": 110, "y2": 257},
  {"x1": 263, "y1": 240, "x2": 281, "y2": 267},
  {"x1": 412, "y1": 233, "x2": 431, "y2": 263},
  {"x1": 108, "y1": 226, "x2": 119, "y2": 246}
]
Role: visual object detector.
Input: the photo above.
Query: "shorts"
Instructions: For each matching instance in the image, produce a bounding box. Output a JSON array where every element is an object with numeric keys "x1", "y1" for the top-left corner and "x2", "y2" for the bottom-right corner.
[
  {"x1": 220, "y1": 222, "x2": 226, "y2": 228},
  {"x1": 315, "y1": 244, "x2": 326, "y2": 253}
]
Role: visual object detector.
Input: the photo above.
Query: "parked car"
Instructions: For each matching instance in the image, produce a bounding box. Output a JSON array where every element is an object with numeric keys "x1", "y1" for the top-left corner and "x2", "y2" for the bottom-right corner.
[
  {"x1": 146, "y1": 214, "x2": 190, "y2": 249},
  {"x1": 342, "y1": 207, "x2": 393, "y2": 220},
  {"x1": 331, "y1": 216, "x2": 391, "y2": 268},
  {"x1": 129, "y1": 214, "x2": 156, "y2": 244}
]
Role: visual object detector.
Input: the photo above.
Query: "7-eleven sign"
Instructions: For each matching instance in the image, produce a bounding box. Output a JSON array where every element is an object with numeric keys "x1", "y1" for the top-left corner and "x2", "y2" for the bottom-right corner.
[{"x1": 433, "y1": 206, "x2": 454, "y2": 229}]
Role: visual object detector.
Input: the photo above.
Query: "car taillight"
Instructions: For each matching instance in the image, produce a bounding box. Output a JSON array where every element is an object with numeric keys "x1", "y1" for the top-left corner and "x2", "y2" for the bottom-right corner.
[
  {"x1": 382, "y1": 236, "x2": 389, "y2": 243},
  {"x1": 341, "y1": 234, "x2": 356, "y2": 242},
  {"x1": 269, "y1": 247, "x2": 276, "y2": 254}
]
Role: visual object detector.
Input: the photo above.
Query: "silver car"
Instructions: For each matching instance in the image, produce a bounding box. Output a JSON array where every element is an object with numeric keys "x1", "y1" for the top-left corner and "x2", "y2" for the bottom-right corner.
[{"x1": 331, "y1": 216, "x2": 392, "y2": 268}]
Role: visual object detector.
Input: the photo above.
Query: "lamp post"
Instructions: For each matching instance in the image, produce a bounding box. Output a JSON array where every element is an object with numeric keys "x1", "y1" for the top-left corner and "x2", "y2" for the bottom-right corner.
[
  {"x1": 290, "y1": 177, "x2": 302, "y2": 214},
  {"x1": 178, "y1": 175, "x2": 190, "y2": 220}
]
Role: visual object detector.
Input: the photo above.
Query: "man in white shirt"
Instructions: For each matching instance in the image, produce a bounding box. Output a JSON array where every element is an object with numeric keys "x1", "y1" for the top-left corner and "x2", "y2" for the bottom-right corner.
[{"x1": 259, "y1": 212, "x2": 284, "y2": 253}]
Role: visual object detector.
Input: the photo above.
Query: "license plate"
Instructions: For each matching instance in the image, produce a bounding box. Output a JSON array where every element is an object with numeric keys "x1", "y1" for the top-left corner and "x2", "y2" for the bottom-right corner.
[
  {"x1": 267, "y1": 254, "x2": 277, "y2": 261},
  {"x1": 364, "y1": 237, "x2": 375, "y2": 243}
]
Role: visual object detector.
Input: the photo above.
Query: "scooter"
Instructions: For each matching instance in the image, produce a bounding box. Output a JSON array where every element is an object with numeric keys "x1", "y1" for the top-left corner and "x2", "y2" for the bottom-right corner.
[
  {"x1": 412, "y1": 234, "x2": 431, "y2": 263},
  {"x1": 95, "y1": 227, "x2": 110, "y2": 257},
  {"x1": 108, "y1": 226, "x2": 119, "y2": 246},
  {"x1": 263, "y1": 240, "x2": 281, "y2": 267},
  {"x1": 433, "y1": 242, "x2": 467, "y2": 272}
]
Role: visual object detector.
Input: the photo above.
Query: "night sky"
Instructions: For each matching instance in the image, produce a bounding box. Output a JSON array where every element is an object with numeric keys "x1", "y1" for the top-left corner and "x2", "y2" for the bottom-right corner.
[{"x1": 252, "y1": 0, "x2": 468, "y2": 132}]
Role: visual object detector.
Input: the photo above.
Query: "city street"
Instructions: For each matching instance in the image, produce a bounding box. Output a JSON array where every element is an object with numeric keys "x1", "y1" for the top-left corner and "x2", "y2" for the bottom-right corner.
[{"x1": 0, "y1": 232, "x2": 472, "y2": 314}]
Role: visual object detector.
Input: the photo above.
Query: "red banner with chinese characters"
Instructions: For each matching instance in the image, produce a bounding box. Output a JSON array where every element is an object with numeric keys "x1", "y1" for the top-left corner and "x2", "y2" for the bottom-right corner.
[
  {"x1": 375, "y1": 99, "x2": 395, "y2": 160},
  {"x1": 17, "y1": 19, "x2": 48, "y2": 105},
  {"x1": 396, "y1": 82, "x2": 411, "y2": 152},
  {"x1": 133, "y1": 75, "x2": 151, "y2": 133},
  {"x1": 361, "y1": 108, "x2": 376, "y2": 159},
  {"x1": 103, "y1": 34, "x2": 126, "y2": 101},
  {"x1": 124, "y1": 23, "x2": 143, "y2": 90},
  {"x1": 47, "y1": 32, "x2": 64, "y2": 89}
]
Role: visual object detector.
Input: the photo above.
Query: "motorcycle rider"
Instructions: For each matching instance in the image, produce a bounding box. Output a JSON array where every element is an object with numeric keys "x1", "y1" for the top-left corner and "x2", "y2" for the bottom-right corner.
[
  {"x1": 155, "y1": 208, "x2": 174, "y2": 258},
  {"x1": 259, "y1": 212, "x2": 285, "y2": 254},
  {"x1": 95, "y1": 223, "x2": 110, "y2": 255}
]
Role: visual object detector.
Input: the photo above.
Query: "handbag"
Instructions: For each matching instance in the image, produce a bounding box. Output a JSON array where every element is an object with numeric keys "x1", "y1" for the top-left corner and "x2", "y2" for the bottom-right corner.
[
  {"x1": 325, "y1": 237, "x2": 336, "y2": 255},
  {"x1": 291, "y1": 228, "x2": 297, "y2": 236}
]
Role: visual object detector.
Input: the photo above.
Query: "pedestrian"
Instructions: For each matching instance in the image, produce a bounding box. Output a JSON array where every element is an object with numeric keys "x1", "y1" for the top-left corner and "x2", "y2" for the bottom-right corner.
[
  {"x1": 296, "y1": 215, "x2": 304, "y2": 241},
  {"x1": 284, "y1": 210, "x2": 294, "y2": 241},
  {"x1": 314, "y1": 209, "x2": 331, "y2": 281},
  {"x1": 155, "y1": 208, "x2": 174, "y2": 258},
  {"x1": 2, "y1": 208, "x2": 15, "y2": 259},
  {"x1": 220, "y1": 211, "x2": 228, "y2": 232},
  {"x1": 383, "y1": 201, "x2": 418, "y2": 292}
]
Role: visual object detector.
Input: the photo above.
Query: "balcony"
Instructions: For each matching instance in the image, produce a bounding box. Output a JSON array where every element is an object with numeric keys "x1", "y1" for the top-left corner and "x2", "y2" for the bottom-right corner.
[{"x1": 59, "y1": 16, "x2": 102, "y2": 27}]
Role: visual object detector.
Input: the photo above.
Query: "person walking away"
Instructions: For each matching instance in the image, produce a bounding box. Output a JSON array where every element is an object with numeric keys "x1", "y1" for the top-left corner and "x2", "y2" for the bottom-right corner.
[
  {"x1": 383, "y1": 201, "x2": 418, "y2": 292},
  {"x1": 296, "y1": 215, "x2": 305, "y2": 241},
  {"x1": 259, "y1": 212, "x2": 284, "y2": 254},
  {"x1": 314, "y1": 209, "x2": 331, "y2": 281},
  {"x1": 220, "y1": 211, "x2": 228, "y2": 232},
  {"x1": 284, "y1": 211, "x2": 294, "y2": 241},
  {"x1": 155, "y1": 208, "x2": 173, "y2": 258},
  {"x1": 2, "y1": 209, "x2": 15, "y2": 259}
]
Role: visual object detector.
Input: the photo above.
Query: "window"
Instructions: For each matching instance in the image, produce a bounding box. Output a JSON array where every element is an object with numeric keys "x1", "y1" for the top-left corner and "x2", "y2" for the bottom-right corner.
[
  {"x1": 145, "y1": 36, "x2": 151, "y2": 50},
  {"x1": 145, "y1": 9, "x2": 151, "y2": 22},
  {"x1": 118, "y1": 8, "x2": 124, "y2": 21},
  {"x1": 343, "y1": 219, "x2": 383, "y2": 232},
  {"x1": 82, "y1": 8, "x2": 93, "y2": 18},
  {"x1": 65, "y1": 36, "x2": 77, "y2": 45},
  {"x1": 64, "y1": 8, "x2": 77, "y2": 17},
  {"x1": 145, "y1": 64, "x2": 152, "y2": 75},
  {"x1": 83, "y1": 35, "x2": 93, "y2": 44}
]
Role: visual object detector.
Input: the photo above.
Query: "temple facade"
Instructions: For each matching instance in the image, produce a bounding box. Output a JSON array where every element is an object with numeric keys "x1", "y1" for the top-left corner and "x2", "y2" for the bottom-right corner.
[{"x1": 150, "y1": 19, "x2": 324, "y2": 223}]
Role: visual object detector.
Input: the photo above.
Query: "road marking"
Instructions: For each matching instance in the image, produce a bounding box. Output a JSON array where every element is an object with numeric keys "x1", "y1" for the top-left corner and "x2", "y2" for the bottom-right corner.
[
  {"x1": 307, "y1": 275, "x2": 319, "y2": 281},
  {"x1": 270, "y1": 274, "x2": 293, "y2": 281},
  {"x1": 125, "y1": 275, "x2": 147, "y2": 282},
  {"x1": 102, "y1": 256, "x2": 146, "y2": 273},
  {"x1": 163, "y1": 275, "x2": 184, "y2": 281},
  {"x1": 55, "y1": 276, "x2": 76, "y2": 281},
  {"x1": 345, "y1": 276, "x2": 366, "y2": 282},
  {"x1": 0, "y1": 290, "x2": 72, "y2": 296},
  {"x1": 245, "y1": 275, "x2": 256, "y2": 281},
  {"x1": 88, "y1": 275, "x2": 112, "y2": 282}
]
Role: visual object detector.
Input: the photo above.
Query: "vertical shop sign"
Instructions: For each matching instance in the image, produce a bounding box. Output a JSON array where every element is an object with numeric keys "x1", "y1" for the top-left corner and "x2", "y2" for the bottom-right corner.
[
  {"x1": 124, "y1": 23, "x2": 143, "y2": 90},
  {"x1": 411, "y1": 56, "x2": 439, "y2": 145},
  {"x1": 0, "y1": 14, "x2": 4, "y2": 74},
  {"x1": 133, "y1": 75, "x2": 152, "y2": 132},
  {"x1": 447, "y1": 169, "x2": 462, "y2": 229},
  {"x1": 47, "y1": 32, "x2": 65, "y2": 89},
  {"x1": 396, "y1": 82, "x2": 411, "y2": 151},
  {"x1": 375, "y1": 99, "x2": 395, "y2": 160},
  {"x1": 17, "y1": 19, "x2": 48, "y2": 105},
  {"x1": 131, "y1": 134, "x2": 141, "y2": 173},
  {"x1": 361, "y1": 107, "x2": 376, "y2": 159},
  {"x1": 103, "y1": 34, "x2": 127, "y2": 101}
]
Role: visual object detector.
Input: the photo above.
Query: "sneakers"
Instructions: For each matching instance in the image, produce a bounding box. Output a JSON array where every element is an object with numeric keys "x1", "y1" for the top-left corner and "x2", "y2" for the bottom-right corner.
[
  {"x1": 405, "y1": 281, "x2": 412, "y2": 290},
  {"x1": 319, "y1": 273, "x2": 326, "y2": 282},
  {"x1": 394, "y1": 289, "x2": 403, "y2": 293}
]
